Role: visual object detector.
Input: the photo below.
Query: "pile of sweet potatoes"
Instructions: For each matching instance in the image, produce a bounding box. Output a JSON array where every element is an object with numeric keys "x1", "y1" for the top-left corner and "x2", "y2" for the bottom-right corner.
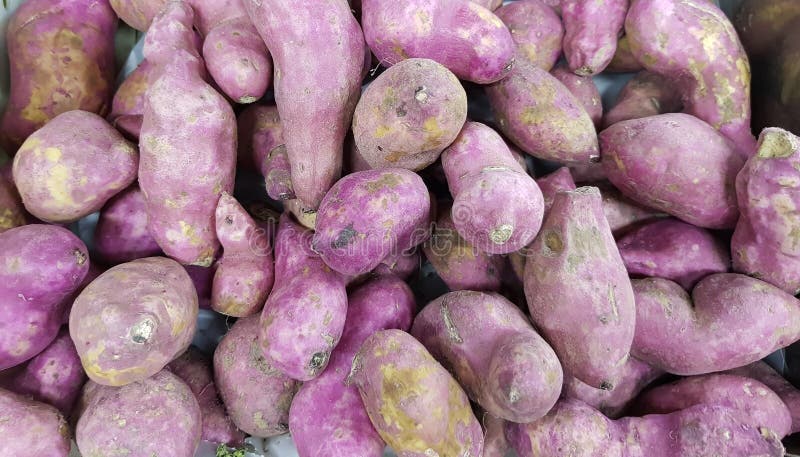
[{"x1": 2, "y1": 0, "x2": 800, "y2": 456}]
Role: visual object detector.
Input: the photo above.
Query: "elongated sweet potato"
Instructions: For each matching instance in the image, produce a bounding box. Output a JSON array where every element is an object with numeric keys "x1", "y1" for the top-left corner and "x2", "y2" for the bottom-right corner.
[
  {"x1": 487, "y1": 59, "x2": 599, "y2": 163},
  {"x1": 261, "y1": 213, "x2": 347, "y2": 381},
  {"x1": 211, "y1": 193, "x2": 274, "y2": 317},
  {"x1": 139, "y1": 1, "x2": 236, "y2": 266},
  {"x1": 69, "y1": 257, "x2": 198, "y2": 386},
  {"x1": 506, "y1": 399, "x2": 784, "y2": 457},
  {"x1": 214, "y1": 315, "x2": 299, "y2": 437},
  {"x1": 412, "y1": 291, "x2": 562, "y2": 423},
  {"x1": 617, "y1": 218, "x2": 730, "y2": 289},
  {"x1": 0, "y1": 388, "x2": 71, "y2": 456},
  {"x1": 603, "y1": 71, "x2": 682, "y2": 128},
  {"x1": 12, "y1": 110, "x2": 138, "y2": 223},
  {"x1": 361, "y1": 0, "x2": 514, "y2": 84},
  {"x1": 290, "y1": 276, "x2": 415, "y2": 457},
  {"x1": 94, "y1": 185, "x2": 162, "y2": 265},
  {"x1": 312, "y1": 168, "x2": 431, "y2": 276},
  {"x1": 552, "y1": 64, "x2": 603, "y2": 127},
  {"x1": 76, "y1": 369, "x2": 202, "y2": 457},
  {"x1": 632, "y1": 273, "x2": 800, "y2": 375},
  {"x1": 732, "y1": 128, "x2": 800, "y2": 295},
  {"x1": 0, "y1": 224, "x2": 89, "y2": 370},
  {"x1": 245, "y1": 0, "x2": 365, "y2": 209},
  {"x1": 632, "y1": 374, "x2": 792, "y2": 438},
  {"x1": 352, "y1": 58, "x2": 467, "y2": 171},
  {"x1": 626, "y1": 0, "x2": 756, "y2": 156},
  {"x1": 0, "y1": 0, "x2": 117, "y2": 152},
  {"x1": 561, "y1": 0, "x2": 628, "y2": 76},
  {"x1": 495, "y1": 0, "x2": 563, "y2": 71},
  {"x1": 601, "y1": 113, "x2": 744, "y2": 229},
  {"x1": 727, "y1": 361, "x2": 800, "y2": 434},
  {"x1": 524, "y1": 187, "x2": 635, "y2": 389},
  {"x1": 349, "y1": 329, "x2": 484, "y2": 457}
]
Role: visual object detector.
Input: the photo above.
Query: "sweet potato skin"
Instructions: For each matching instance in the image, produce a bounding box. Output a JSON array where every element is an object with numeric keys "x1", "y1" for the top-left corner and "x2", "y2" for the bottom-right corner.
[
  {"x1": 69, "y1": 257, "x2": 198, "y2": 386},
  {"x1": 0, "y1": 388, "x2": 71, "y2": 456},
  {"x1": 109, "y1": 0, "x2": 167, "y2": 31},
  {"x1": 625, "y1": 0, "x2": 756, "y2": 155},
  {"x1": 211, "y1": 192, "x2": 274, "y2": 317},
  {"x1": 536, "y1": 167, "x2": 577, "y2": 214},
  {"x1": 12, "y1": 110, "x2": 138, "y2": 223},
  {"x1": 411, "y1": 291, "x2": 563, "y2": 423},
  {"x1": 487, "y1": 60, "x2": 599, "y2": 163},
  {"x1": 353, "y1": 58, "x2": 467, "y2": 171},
  {"x1": 601, "y1": 113, "x2": 744, "y2": 229},
  {"x1": 727, "y1": 361, "x2": 800, "y2": 434},
  {"x1": 0, "y1": 224, "x2": 89, "y2": 370},
  {"x1": 481, "y1": 413, "x2": 509, "y2": 457},
  {"x1": 632, "y1": 374, "x2": 792, "y2": 438},
  {"x1": 617, "y1": 218, "x2": 730, "y2": 289},
  {"x1": 237, "y1": 104, "x2": 283, "y2": 172},
  {"x1": 214, "y1": 315, "x2": 299, "y2": 437},
  {"x1": 349, "y1": 329, "x2": 484, "y2": 457},
  {"x1": 361, "y1": 0, "x2": 514, "y2": 84},
  {"x1": 632, "y1": 274, "x2": 800, "y2": 375},
  {"x1": 3, "y1": 327, "x2": 86, "y2": 416},
  {"x1": 140, "y1": 2, "x2": 237, "y2": 267},
  {"x1": 313, "y1": 168, "x2": 431, "y2": 276},
  {"x1": 443, "y1": 121, "x2": 544, "y2": 254},
  {"x1": 495, "y1": 0, "x2": 563, "y2": 71},
  {"x1": 94, "y1": 185, "x2": 162, "y2": 265},
  {"x1": 0, "y1": 164, "x2": 26, "y2": 233},
  {"x1": 290, "y1": 276, "x2": 415, "y2": 457},
  {"x1": 602, "y1": 71, "x2": 682, "y2": 128},
  {"x1": 552, "y1": 64, "x2": 603, "y2": 127},
  {"x1": 524, "y1": 187, "x2": 635, "y2": 389},
  {"x1": 561, "y1": 0, "x2": 628, "y2": 76},
  {"x1": 110, "y1": 60, "x2": 154, "y2": 140},
  {"x1": 76, "y1": 370, "x2": 202, "y2": 457},
  {"x1": 245, "y1": 0, "x2": 365, "y2": 209},
  {"x1": 0, "y1": 0, "x2": 117, "y2": 152},
  {"x1": 732, "y1": 128, "x2": 800, "y2": 294},
  {"x1": 169, "y1": 347, "x2": 245, "y2": 446}
]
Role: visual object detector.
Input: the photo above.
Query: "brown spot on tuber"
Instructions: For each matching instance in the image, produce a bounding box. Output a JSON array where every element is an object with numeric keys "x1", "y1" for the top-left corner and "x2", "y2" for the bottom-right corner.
[
  {"x1": 543, "y1": 231, "x2": 564, "y2": 254},
  {"x1": 73, "y1": 249, "x2": 87, "y2": 266},
  {"x1": 331, "y1": 224, "x2": 358, "y2": 249}
]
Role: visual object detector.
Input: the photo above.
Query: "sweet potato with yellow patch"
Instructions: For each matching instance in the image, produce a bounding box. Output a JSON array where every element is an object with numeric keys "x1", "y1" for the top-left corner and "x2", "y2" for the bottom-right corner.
[{"x1": 495, "y1": 0, "x2": 564, "y2": 71}]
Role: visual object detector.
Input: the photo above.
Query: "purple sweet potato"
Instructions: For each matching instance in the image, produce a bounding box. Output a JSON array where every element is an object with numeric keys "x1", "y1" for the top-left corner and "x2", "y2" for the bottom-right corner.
[
  {"x1": 263, "y1": 145, "x2": 295, "y2": 201},
  {"x1": 602, "y1": 71, "x2": 682, "y2": 128},
  {"x1": 601, "y1": 113, "x2": 744, "y2": 229},
  {"x1": 625, "y1": 0, "x2": 757, "y2": 156},
  {"x1": 536, "y1": 167, "x2": 577, "y2": 214},
  {"x1": 110, "y1": 60, "x2": 154, "y2": 140},
  {"x1": 289, "y1": 276, "x2": 415, "y2": 457},
  {"x1": 561, "y1": 0, "x2": 628, "y2": 76},
  {"x1": 732, "y1": 128, "x2": 800, "y2": 294},
  {"x1": 596, "y1": 181, "x2": 665, "y2": 235},
  {"x1": 76, "y1": 369, "x2": 202, "y2": 457},
  {"x1": 442, "y1": 121, "x2": 544, "y2": 254},
  {"x1": 139, "y1": 1, "x2": 236, "y2": 267},
  {"x1": 211, "y1": 193, "x2": 274, "y2": 317},
  {"x1": 214, "y1": 315, "x2": 299, "y2": 437},
  {"x1": 0, "y1": 0, "x2": 117, "y2": 152},
  {"x1": 568, "y1": 162, "x2": 607, "y2": 183},
  {"x1": 69, "y1": 257, "x2": 198, "y2": 386},
  {"x1": 506, "y1": 398, "x2": 785, "y2": 457},
  {"x1": 0, "y1": 224, "x2": 89, "y2": 370},
  {"x1": 94, "y1": 185, "x2": 162, "y2": 265},
  {"x1": 423, "y1": 207, "x2": 505, "y2": 292},
  {"x1": 412, "y1": 291, "x2": 563, "y2": 423},
  {"x1": 552, "y1": 63, "x2": 603, "y2": 127},
  {"x1": 727, "y1": 361, "x2": 800, "y2": 434},
  {"x1": 169, "y1": 347, "x2": 245, "y2": 446},
  {"x1": 631, "y1": 273, "x2": 800, "y2": 375},
  {"x1": 261, "y1": 213, "x2": 348, "y2": 381},
  {"x1": 2, "y1": 328, "x2": 86, "y2": 417},
  {"x1": 185, "y1": 264, "x2": 214, "y2": 310},
  {"x1": 524, "y1": 187, "x2": 636, "y2": 389},
  {"x1": 361, "y1": 0, "x2": 514, "y2": 84},
  {"x1": 0, "y1": 388, "x2": 71, "y2": 456},
  {"x1": 245, "y1": 0, "x2": 365, "y2": 209},
  {"x1": 495, "y1": 0, "x2": 563, "y2": 71},
  {"x1": 352, "y1": 58, "x2": 467, "y2": 171},
  {"x1": 617, "y1": 218, "x2": 730, "y2": 289},
  {"x1": 605, "y1": 35, "x2": 644, "y2": 73},
  {"x1": 236, "y1": 104, "x2": 283, "y2": 172},
  {"x1": 486, "y1": 59, "x2": 599, "y2": 163},
  {"x1": 562, "y1": 357, "x2": 662, "y2": 418},
  {"x1": 312, "y1": 168, "x2": 431, "y2": 276},
  {"x1": 373, "y1": 249, "x2": 421, "y2": 280},
  {"x1": 109, "y1": 0, "x2": 167, "y2": 30},
  {"x1": 0, "y1": 164, "x2": 26, "y2": 233},
  {"x1": 349, "y1": 329, "x2": 484, "y2": 457},
  {"x1": 12, "y1": 110, "x2": 138, "y2": 223},
  {"x1": 481, "y1": 413, "x2": 509, "y2": 457},
  {"x1": 632, "y1": 374, "x2": 792, "y2": 438}
]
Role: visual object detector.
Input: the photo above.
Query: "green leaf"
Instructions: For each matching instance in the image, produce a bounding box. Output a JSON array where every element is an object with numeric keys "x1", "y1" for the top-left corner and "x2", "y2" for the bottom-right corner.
[{"x1": 215, "y1": 443, "x2": 247, "y2": 457}]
